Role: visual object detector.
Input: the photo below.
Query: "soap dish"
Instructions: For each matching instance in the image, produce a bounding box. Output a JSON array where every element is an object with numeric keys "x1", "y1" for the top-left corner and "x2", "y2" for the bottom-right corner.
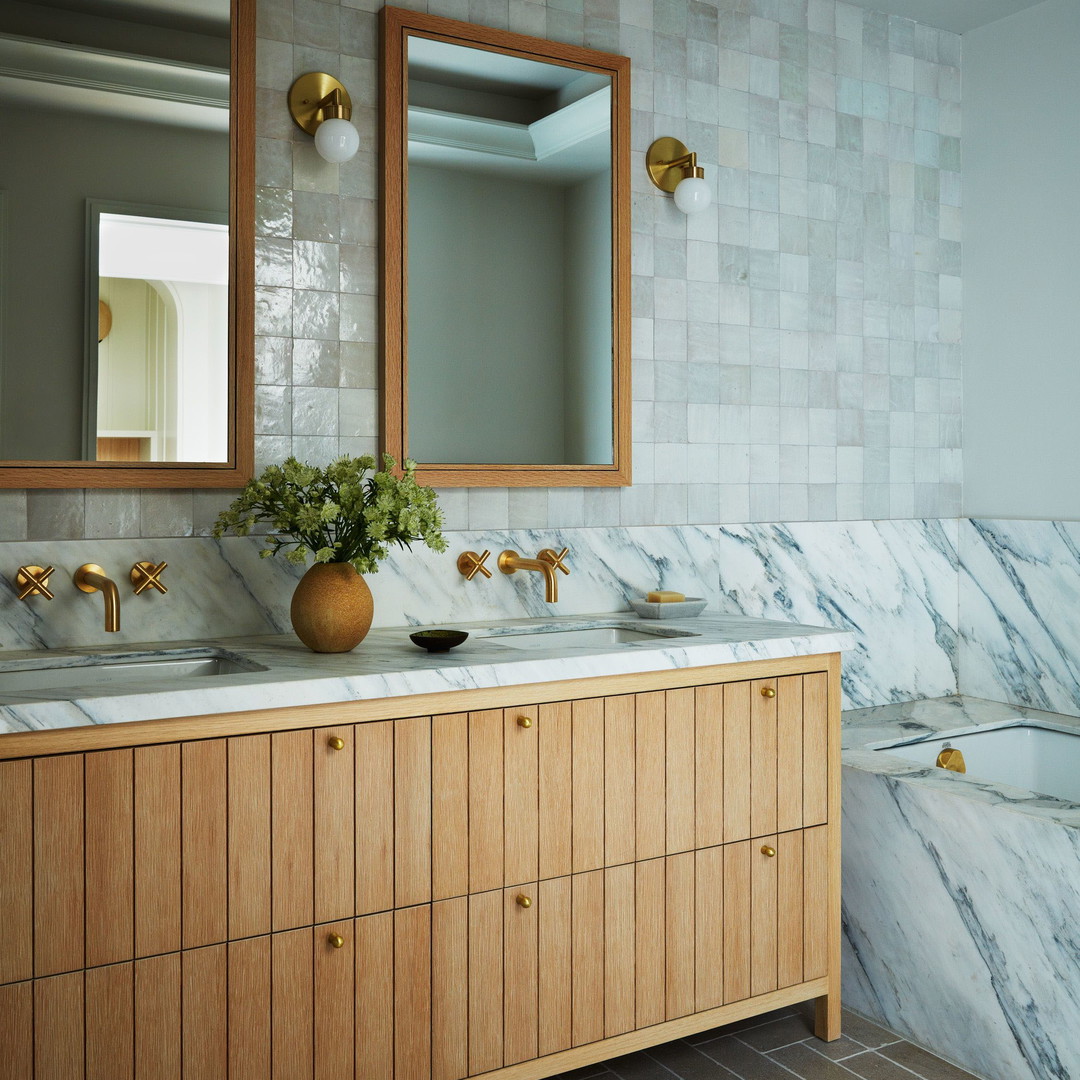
[
  {"x1": 410, "y1": 629, "x2": 469, "y2": 652},
  {"x1": 629, "y1": 597, "x2": 707, "y2": 620}
]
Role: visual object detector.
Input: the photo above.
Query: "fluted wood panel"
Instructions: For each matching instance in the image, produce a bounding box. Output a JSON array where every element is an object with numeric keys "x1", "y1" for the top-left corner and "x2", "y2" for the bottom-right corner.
[
  {"x1": 432, "y1": 897, "x2": 468, "y2": 1080},
  {"x1": 135, "y1": 953, "x2": 180, "y2": 1080},
  {"x1": 0, "y1": 760, "x2": 32, "y2": 985},
  {"x1": 35, "y1": 971, "x2": 83, "y2": 1079},
  {"x1": 537, "y1": 702, "x2": 572, "y2": 881},
  {"x1": 635, "y1": 692, "x2": 666, "y2": 862},
  {"x1": 634, "y1": 858, "x2": 665, "y2": 1028},
  {"x1": 504, "y1": 707, "x2": 539, "y2": 888},
  {"x1": 571, "y1": 870, "x2": 603, "y2": 1046},
  {"x1": 778, "y1": 829, "x2": 805, "y2": 988},
  {"x1": 694, "y1": 845, "x2": 724, "y2": 1011},
  {"x1": 228, "y1": 735, "x2": 271, "y2": 940},
  {"x1": 272, "y1": 731, "x2": 314, "y2": 932},
  {"x1": 394, "y1": 905, "x2": 431, "y2": 1080},
  {"x1": 395, "y1": 715, "x2": 431, "y2": 908},
  {"x1": 182, "y1": 741, "x2": 227, "y2": 950},
  {"x1": 315, "y1": 729, "x2": 355, "y2": 923},
  {"x1": 272, "y1": 929, "x2": 313, "y2": 1080},
  {"x1": 803, "y1": 673, "x2": 829, "y2": 826},
  {"x1": 751, "y1": 681, "x2": 779, "y2": 838},
  {"x1": 603, "y1": 863, "x2": 635, "y2": 1037},
  {"x1": 723, "y1": 840, "x2": 751, "y2": 1004},
  {"x1": 315, "y1": 922, "x2": 354, "y2": 1080},
  {"x1": 503, "y1": 885, "x2": 539, "y2": 1066},
  {"x1": 665, "y1": 690, "x2": 696, "y2": 855},
  {"x1": 183, "y1": 945, "x2": 227, "y2": 1079},
  {"x1": 228, "y1": 937, "x2": 270, "y2": 1080},
  {"x1": 432, "y1": 713, "x2": 468, "y2": 902},
  {"x1": 469, "y1": 710, "x2": 504, "y2": 894},
  {"x1": 751, "y1": 835, "x2": 779, "y2": 998},
  {"x1": 665, "y1": 851, "x2": 695, "y2": 1020},
  {"x1": 571, "y1": 699, "x2": 604, "y2": 873},
  {"x1": 0, "y1": 981, "x2": 32, "y2": 1080},
  {"x1": 355, "y1": 912, "x2": 393, "y2": 1080},
  {"x1": 86, "y1": 962, "x2": 133, "y2": 1080},
  {"x1": 695, "y1": 685, "x2": 724, "y2": 849},
  {"x1": 722, "y1": 683, "x2": 751, "y2": 843},
  {"x1": 776, "y1": 677, "x2": 805, "y2": 833},
  {"x1": 85, "y1": 751, "x2": 134, "y2": 969},
  {"x1": 803, "y1": 824, "x2": 829, "y2": 980},
  {"x1": 603, "y1": 695, "x2": 635, "y2": 867},
  {"x1": 537, "y1": 875, "x2": 571, "y2": 1058},
  {"x1": 355, "y1": 721, "x2": 394, "y2": 916},
  {"x1": 135, "y1": 745, "x2": 181, "y2": 957},
  {"x1": 468, "y1": 890, "x2": 503, "y2": 1074}
]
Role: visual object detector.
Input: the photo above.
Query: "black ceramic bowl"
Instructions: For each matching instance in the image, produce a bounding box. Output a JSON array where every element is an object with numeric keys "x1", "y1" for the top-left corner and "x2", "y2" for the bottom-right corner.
[{"x1": 409, "y1": 629, "x2": 469, "y2": 653}]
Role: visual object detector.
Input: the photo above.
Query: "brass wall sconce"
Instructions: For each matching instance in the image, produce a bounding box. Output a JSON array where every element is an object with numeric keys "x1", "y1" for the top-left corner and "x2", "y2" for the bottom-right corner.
[
  {"x1": 646, "y1": 137, "x2": 712, "y2": 214},
  {"x1": 288, "y1": 72, "x2": 360, "y2": 163}
]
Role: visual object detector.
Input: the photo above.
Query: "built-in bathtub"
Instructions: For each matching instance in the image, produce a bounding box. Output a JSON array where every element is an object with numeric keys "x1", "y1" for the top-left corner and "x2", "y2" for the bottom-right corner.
[{"x1": 842, "y1": 696, "x2": 1080, "y2": 1080}]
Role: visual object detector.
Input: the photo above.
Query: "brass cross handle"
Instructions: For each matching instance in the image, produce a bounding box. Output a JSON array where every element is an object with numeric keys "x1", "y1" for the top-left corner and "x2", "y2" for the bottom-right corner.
[
  {"x1": 16, "y1": 565, "x2": 55, "y2": 601},
  {"x1": 131, "y1": 561, "x2": 168, "y2": 595},
  {"x1": 538, "y1": 547, "x2": 570, "y2": 576},
  {"x1": 457, "y1": 550, "x2": 492, "y2": 581}
]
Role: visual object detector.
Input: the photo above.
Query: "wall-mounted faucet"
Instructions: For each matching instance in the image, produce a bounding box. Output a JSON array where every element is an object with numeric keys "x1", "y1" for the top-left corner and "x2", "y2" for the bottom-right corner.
[
  {"x1": 74, "y1": 564, "x2": 121, "y2": 632},
  {"x1": 497, "y1": 546, "x2": 571, "y2": 603}
]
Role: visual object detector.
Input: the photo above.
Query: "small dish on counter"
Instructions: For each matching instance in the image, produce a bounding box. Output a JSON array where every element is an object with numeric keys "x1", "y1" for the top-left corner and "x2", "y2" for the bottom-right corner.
[
  {"x1": 629, "y1": 597, "x2": 707, "y2": 620},
  {"x1": 409, "y1": 629, "x2": 469, "y2": 652}
]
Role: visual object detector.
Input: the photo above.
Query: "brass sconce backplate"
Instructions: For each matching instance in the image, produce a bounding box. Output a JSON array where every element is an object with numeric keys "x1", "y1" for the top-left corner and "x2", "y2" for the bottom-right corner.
[
  {"x1": 646, "y1": 136, "x2": 691, "y2": 193},
  {"x1": 288, "y1": 72, "x2": 352, "y2": 135}
]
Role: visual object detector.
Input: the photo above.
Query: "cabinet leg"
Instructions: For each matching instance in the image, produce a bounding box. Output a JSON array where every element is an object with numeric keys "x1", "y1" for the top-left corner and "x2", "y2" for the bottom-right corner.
[{"x1": 814, "y1": 992, "x2": 841, "y2": 1041}]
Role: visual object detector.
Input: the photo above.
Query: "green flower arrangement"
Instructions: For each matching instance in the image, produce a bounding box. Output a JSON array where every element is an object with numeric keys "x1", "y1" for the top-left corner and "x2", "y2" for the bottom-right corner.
[{"x1": 213, "y1": 454, "x2": 447, "y2": 574}]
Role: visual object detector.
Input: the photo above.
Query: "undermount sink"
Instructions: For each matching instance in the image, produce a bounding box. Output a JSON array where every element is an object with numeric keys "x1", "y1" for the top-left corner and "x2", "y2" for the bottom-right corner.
[
  {"x1": 488, "y1": 624, "x2": 701, "y2": 650},
  {"x1": 0, "y1": 649, "x2": 266, "y2": 693}
]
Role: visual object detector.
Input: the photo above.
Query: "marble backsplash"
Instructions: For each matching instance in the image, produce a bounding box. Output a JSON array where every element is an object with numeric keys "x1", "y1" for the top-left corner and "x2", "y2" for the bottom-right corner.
[{"x1": 0, "y1": 519, "x2": 961, "y2": 710}]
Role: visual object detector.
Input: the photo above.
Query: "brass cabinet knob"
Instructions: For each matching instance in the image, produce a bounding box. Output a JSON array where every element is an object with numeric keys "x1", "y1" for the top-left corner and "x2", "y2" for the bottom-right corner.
[
  {"x1": 328, "y1": 932, "x2": 345, "y2": 949},
  {"x1": 760, "y1": 686, "x2": 776, "y2": 698},
  {"x1": 517, "y1": 716, "x2": 533, "y2": 729},
  {"x1": 761, "y1": 845, "x2": 776, "y2": 858},
  {"x1": 327, "y1": 735, "x2": 345, "y2": 751},
  {"x1": 516, "y1": 894, "x2": 532, "y2": 908}
]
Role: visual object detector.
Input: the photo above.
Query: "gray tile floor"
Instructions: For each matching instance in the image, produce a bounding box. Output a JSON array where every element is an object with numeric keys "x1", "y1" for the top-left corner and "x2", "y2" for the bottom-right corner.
[{"x1": 550, "y1": 1005, "x2": 985, "y2": 1080}]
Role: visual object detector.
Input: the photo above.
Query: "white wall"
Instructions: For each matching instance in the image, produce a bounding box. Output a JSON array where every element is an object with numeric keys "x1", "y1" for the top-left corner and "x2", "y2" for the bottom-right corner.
[{"x1": 963, "y1": 0, "x2": 1080, "y2": 518}]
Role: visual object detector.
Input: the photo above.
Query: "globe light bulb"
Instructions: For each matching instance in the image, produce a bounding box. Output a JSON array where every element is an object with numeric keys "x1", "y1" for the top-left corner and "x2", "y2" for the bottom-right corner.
[
  {"x1": 314, "y1": 118, "x2": 360, "y2": 163},
  {"x1": 674, "y1": 174, "x2": 711, "y2": 214}
]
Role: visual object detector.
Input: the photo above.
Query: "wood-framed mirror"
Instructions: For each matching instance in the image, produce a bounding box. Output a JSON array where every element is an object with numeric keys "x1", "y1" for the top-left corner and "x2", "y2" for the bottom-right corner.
[
  {"x1": 0, "y1": 0, "x2": 254, "y2": 488},
  {"x1": 381, "y1": 6, "x2": 631, "y2": 487}
]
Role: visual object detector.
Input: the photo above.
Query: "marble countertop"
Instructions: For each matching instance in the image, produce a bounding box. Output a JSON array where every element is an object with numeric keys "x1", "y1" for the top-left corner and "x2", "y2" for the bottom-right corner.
[
  {"x1": 843, "y1": 694, "x2": 1080, "y2": 826},
  {"x1": 0, "y1": 612, "x2": 854, "y2": 737}
]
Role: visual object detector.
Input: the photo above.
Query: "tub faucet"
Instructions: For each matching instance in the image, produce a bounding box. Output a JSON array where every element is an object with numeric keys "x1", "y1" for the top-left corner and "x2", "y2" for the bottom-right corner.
[
  {"x1": 497, "y1": 547, "x2": 570, "y2": 603},
  {"x1": 74, "y1": 563, "x2": 121, "y2": 632}
]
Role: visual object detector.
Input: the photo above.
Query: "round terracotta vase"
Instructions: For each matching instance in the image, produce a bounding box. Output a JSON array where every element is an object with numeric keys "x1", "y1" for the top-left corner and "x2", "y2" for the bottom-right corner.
[{"x1": 290, "y1": 562, "x2": 373, "y2": 653}]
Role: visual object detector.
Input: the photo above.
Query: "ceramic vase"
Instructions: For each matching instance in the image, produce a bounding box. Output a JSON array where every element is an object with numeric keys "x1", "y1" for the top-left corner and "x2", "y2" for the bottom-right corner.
[{"x1": 290, "y1": 562, "x2": 373, "y2": 653}]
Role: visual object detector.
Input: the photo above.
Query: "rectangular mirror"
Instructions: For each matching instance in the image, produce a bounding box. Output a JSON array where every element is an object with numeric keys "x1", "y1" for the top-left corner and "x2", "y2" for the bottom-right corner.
[
  {"x1": 381, "y1": 7, "x2": 631, "y2": 487},
  {"x1": 0, "y1": 0, "x2": 253, "y2": 487}
]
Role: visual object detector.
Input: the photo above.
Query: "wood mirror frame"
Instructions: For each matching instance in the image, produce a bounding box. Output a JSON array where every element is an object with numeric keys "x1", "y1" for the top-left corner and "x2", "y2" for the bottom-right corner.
[
  {"x1": 380, "y1": 6, "x2": 631, "y2": 487},
  {"x1": 0, "y1": 0, "x2": 254, "y2": 489}
]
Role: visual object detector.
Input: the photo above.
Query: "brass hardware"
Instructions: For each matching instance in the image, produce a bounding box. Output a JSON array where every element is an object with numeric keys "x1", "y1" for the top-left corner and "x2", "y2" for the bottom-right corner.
[
  {"x1": 516, "y1": 895, "x2": 532, "y2": 908},
  {"x1": 936, "y1": 747, "x2": 966, "y2": 773},
  {"x1": 288, "y1": 72, "x2": 352, "y2": 135},
  {"x1": 130, "y1": 561, "x2": 168, "y2": 595},
  {"x1": 498, "y1": 547, "x2": 570, "y2": 603},
  {"x1": 328, "y1": 735, "x2": 345, "y2": 751},
  {"x1": 74, "y1": 564, "x2": 121, "y2": 633},
  {"x1": 457, "y1": 549, "x2": 493, "y2": 581},
  {"x1": 15, "y1": 565, "x2": 55, "y2": 601},
  {"x1": 327, "y1": 932, "x2": 345, "y2": 949},
  {"x1": 646, "y1": 136, "x2": 705, "y2": 193},
  {"x1": 98, "y1": 300, "x2": 112, "y2": 342},
  {"x1": 760, "y1": 686, "x2": 776, "y2": 698},
  {"x1": 517, "y1": 716, "x2": 533, "y2": 729},
  {"x1": 761, "y1": 845, "x2": 776, "y2": 858}
]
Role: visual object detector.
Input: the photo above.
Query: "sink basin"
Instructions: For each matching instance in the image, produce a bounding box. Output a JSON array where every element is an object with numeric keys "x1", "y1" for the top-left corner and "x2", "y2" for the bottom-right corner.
[
  {"x1": 0, "y1": 649, "x2": 266, "y2": 693},
  {"x1": 488, "y1": 625, "x2": 701, "y2": 650}
]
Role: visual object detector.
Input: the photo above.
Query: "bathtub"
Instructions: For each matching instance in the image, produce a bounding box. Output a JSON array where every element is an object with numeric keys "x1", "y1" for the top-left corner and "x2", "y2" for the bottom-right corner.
[{"x1": 842, "y1": 697, "x2": 1080, "y2": 1080}]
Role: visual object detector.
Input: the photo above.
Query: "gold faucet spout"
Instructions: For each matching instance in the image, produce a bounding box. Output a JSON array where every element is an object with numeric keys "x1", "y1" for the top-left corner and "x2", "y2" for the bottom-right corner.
[
  {"x1": 498, "y1": 550, "x2": 560, "y2": 603},
  {"x1": 74, "y1": 563, "x2": 121, "y2": 632}
]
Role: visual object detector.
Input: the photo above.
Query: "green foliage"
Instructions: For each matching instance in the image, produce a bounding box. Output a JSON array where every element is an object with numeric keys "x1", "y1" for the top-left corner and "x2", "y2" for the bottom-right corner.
[{"x1": 213, "y1": 455, "x2": 447, "y2": 574}]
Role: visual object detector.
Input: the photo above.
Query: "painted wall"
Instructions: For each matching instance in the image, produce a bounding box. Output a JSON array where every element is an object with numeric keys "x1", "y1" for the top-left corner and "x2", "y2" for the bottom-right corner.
[{"x1": 962, "y1": 0, "x2": 1080, "y2": 518}]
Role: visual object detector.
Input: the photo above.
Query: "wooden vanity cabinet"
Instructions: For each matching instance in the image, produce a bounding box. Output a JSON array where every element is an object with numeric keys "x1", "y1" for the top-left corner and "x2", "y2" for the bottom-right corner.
[{"x1": 0, "y1": 652, "x2": 841, "y2": 1080}]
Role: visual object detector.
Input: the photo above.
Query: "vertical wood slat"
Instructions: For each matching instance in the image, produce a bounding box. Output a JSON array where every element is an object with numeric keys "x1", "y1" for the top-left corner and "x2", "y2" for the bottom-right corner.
[
  {"x1": 135, "y1": 953, "x2": 180, "y2": 1080},
  {"x1": 776, "y1": 676, "x2": 804, "y2": 833},
  {"x1": 635, "y1": 692, "x2": 665, "y2": 861},
  {"x1": 665, "y1": 689, "x2": 696, "y2": 854},
  {"x1": 723, "y1": 841, "x2": 751, "y2": 1004},
  {"x1": 34, "y1": 754, "x2": 84, "y2": 977},
  {"x1": 571, "y1": 869, "x2": 604, "y2": 1047},
  {"x1": 777, "y1": 829, "x2": 805, "y2": 988},
  {"x1": 504, "y1": 885, "x2": 539, "y2": 1066},
  {"x1": 315, "y1": 923, "x2": 354, "y2": 1080},
  {"x1": 183, "y1": 946, "x2": 227, "y2": 1079},
  {"x1": 395, "y1": 715, "x2": 432, "y2": 908},
  {"x1": 504, "y1": 707, "x2": 539, "y2": 887},
  {"x1": 432, "y1": 713, "x2": 469, "y2": 901},
  {"x1": 803, "y1": 673, "x2": 829, "y2": 826},
  {"x1": 356, "y1": 722, "x2": 394, "y2": 916},
  {"x1": 572, "y1": 698, "x2": 605, "y2": 873},
  {"x1": 0, "y1": 760, "x2": 32, "y2": 984},
  {"x1": 272, "y1": 929, "x2": 313, "y2": 1080},
  {"x1": 228, "y1": 735, "x2": 271, "y2": 941},
  {"x1": 272, "y1": 730, "x2": 314, "y2": 932},
  {"x1": 135, "y1": 744, "x2": 181, "y2": 957},
  {"x1": 722, "y1": 682, "x2": 751, "y2": 843},
  {"x1": 634, "y1": 858, "x2": 665, "y2": 1029},
  {"x1": 469, "y1": 710, "x2": 504, "y2": 893},
  {"x1": 315, "y1": 727, "x2": 355, "y2": 923},
  {"x1": 751, "y1": 835, "x2": 779, "y2": 998},
  {"x1": 85, "y1": 750, "x2": 134, "y2": 968},
  {"x1": 0, "y1": 981, "x2": 33, "y2": 1080},
  {"x1": 604, "y1": 863, "x2": 635, "y2": 1038},
  {"x1": 432, "y1": 898, "x2": 468, "y2": 1080},
  {"x1": 356, "y1": 912, "x2": 394, "y2": 1080},
  {"x1": 86, "y1": 962, "x2": 133, "y2": 1080},
  {"x1": 538, "y1": 702, "x2": 572, "y2": 881},
  {"x1": 228, "y1": 937, "x2": 270, "y2": 1080},
  {"x1": 468, "y1": 890, "x2": 503, "y2": 1075},
  {"x1": 182, "y1": 741, "x2": 228, "y2": 949},
  {"x1": 695, "y1": 685, "x2": 724, "y2": 849},
  {"x1": 695, "y1": 845, "x2": 724, "y2": 1012},
  {"x1": 665, "y1": 852, "x2": 695, "y2": 1020},
  {"x1": 35, "y1": 971, "x2": 83, "y2": 1079},
  {"x1": 395, "y1": 905, "x2": 432, "y2": 1080},
  {"x1": 750, "y1": 681, "x2": 779, "y2": 838},
  {"x1": 604, "y1": 695, "x2": 636, "y2": 867},
  {"x1": 537, "y1": 875, "x2": 572, "y2": 1058},
  {"x1": 803, "y1": 824, "x2": 829, "y2": 980}
]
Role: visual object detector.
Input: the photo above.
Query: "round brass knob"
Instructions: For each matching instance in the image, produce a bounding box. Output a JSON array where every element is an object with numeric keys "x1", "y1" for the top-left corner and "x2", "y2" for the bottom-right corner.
[
  {"x1": 516, "y1": 894, "x2": 532, "y2": 908},
  {"x1": 517, "y1": 716, "x2": 533, "y2": 729},
  {"x1": 761, "y1": 845, "x2": 776, "y2": 858},
  {"x1": 328, "y1": 736, "x2": 345, "y2": 751},
  {"x1": 760, "y1": 687, "x2": 776, "y2": 698},
  {"x1": 328, "y1": 932, "x2": 345, "y2": 949}
]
